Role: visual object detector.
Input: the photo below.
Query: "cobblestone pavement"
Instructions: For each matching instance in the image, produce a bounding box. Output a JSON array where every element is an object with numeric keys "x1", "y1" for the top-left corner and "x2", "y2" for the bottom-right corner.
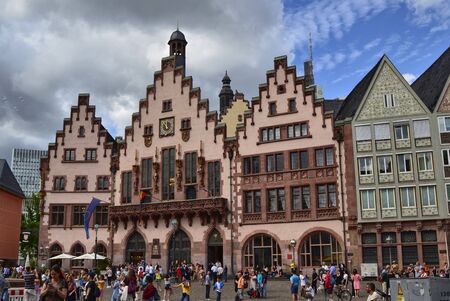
[{"x1": 102, "y1": 280, "x2": 372, "y2": 301}]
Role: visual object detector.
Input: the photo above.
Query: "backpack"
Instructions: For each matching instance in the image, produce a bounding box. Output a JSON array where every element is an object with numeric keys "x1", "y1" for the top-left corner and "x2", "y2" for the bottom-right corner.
[
  {"x1": 142, "y1": 284, "x2": 155, "y2": 300},
  {"x1": 93, "y1": 285, "x2": 101, "y2": 298}
]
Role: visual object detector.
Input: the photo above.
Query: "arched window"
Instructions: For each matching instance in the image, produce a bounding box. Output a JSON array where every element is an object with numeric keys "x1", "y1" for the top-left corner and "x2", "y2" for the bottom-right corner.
[
  {"x1": 95, "y1": 244, "x2": 107, "y2": 257},
  {"x1": 71, "y1": 243, "x2": 85, "y2": 267},
  {"x1": 169, "y1": 230, "x2": 191, "y2": 267},
  {"x1": 50, "y1": 243, "x2": 62, "y2": 257},
  {"x1": 299, "y1": 231, "x2": 342, "y2": 267},
  {"x1": 243, "y1": 234, "x2": 281, "y2": 270},
  {"x1": 126, "y1": 232, "x2": 146, "y2": 264},
  {"x1": 49, "y1": 243, "x2": 63, "y2": 267}
]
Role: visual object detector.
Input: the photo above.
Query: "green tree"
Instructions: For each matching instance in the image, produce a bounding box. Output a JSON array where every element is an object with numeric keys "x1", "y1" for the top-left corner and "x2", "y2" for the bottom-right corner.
[{"x1": 20, "y1": 193, "x2": 41, "y2": 267}]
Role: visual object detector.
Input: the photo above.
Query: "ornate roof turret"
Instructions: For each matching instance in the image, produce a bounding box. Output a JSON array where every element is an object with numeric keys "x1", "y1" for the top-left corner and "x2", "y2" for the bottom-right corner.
[
  {"x1": 168, "y1": 28, "x2": 187, "y2": 68},
  {"x1": 219, "y1": 71, "x2": 234, "y2": 115}
]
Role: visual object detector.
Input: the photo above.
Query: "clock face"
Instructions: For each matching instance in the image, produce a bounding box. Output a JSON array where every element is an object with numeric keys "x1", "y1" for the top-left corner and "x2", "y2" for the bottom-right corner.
[{"x1": 159, "y1": 117, "x2": 175, "y2": 137}]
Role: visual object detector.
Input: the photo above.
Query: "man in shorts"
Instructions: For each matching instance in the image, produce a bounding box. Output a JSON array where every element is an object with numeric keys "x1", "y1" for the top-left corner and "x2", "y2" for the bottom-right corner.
[{"x1": 290, "y1": 269, "x2": 300, "y2": 301}]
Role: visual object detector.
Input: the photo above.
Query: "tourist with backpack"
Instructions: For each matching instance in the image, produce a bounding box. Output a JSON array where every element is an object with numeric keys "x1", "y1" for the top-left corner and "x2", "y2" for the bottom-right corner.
[{"x1": 142, "y1": 276, "x2": 157, "y2": 301}]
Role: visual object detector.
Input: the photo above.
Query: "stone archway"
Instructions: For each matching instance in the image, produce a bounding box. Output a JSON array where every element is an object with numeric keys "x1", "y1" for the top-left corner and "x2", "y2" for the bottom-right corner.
[
  {"x1": 299, "y1": 231, "x2": 343, "y2": 267},
  {"x1": 168, "y1": 229, "x2": 191, "y2": 267},
  {"x1": 207, "y1": 229, "x2": 223, "y2": 266},
  {"x1": 242, "y1": 234, "x2": 282, "y2": 270},
  {"x1": 126, "y1": 232, "x2": 146, "y2": 264}
]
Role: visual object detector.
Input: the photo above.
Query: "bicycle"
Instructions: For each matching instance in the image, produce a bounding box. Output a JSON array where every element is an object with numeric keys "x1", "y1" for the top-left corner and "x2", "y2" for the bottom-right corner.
[{"x1": 334, "y1": 285, "x2": 352, "y2": 301}]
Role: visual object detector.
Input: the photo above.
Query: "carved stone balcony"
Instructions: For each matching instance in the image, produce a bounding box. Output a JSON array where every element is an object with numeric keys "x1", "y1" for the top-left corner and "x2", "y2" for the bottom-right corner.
[
  {"x1": 110, "y1": 197, "x2": 228, "y2": 231},
  {"x1": 317, "y1": 208, "x2": 340, "y2": 219}
]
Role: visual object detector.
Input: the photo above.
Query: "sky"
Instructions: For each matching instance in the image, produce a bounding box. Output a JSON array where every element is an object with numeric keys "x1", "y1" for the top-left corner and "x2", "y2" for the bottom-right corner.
[{"x1": 0, "y1": 0, "x2": 449, "y2": 162}]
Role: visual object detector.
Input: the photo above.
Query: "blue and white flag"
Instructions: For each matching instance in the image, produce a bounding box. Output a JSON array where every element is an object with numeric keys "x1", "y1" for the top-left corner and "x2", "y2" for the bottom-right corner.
[{"x1": 84, "y1": 197, "x2": 101, "y2": 239}]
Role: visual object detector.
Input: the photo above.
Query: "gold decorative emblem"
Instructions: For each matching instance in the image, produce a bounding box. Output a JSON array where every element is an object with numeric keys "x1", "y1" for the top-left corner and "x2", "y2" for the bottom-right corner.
[
  {"x1": 182, "y1": 130, "x2": 190, "y2": 142},
  {"x1": 144, "y1": 136, "x2": 152, "y2": 147}
]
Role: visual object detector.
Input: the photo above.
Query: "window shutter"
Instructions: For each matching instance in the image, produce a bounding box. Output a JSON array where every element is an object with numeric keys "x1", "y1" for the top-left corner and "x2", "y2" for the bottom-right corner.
[
  {"x1": 355, "y1": 125, "x2": 371, "y2": 141},
  {"x1": 413, "y1": 120, "x2": 430, "y2": 138},
  {"x1": 374, "y1": 124, "x2": 390, "y2": 140}
]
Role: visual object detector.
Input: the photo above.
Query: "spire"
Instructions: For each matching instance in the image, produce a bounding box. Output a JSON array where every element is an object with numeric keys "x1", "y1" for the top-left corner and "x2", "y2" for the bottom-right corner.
[
  {"x1": 304, "y1": 32, "x2": 315, "y2": 87},
  {"x1": 219, "y1": 71, "x2": 234, "y2": 115}
]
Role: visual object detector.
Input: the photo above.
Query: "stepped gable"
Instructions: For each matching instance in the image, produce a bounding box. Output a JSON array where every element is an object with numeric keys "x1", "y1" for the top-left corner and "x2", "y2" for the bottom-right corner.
[
  {"x1": 121, "y1": 54, "x2": 221, "y2": 156},
  {"x1": 40, "y1": 93, "x2": 115, "y2": 197},
  {"x1": 0, "y1": 159, "x2": 25, "y2": 199},
  {"x1": 247, "y1": 55, "x2": 333, "y2": 132},
  {"x1": 44, "y1": 93, "x2": 114, "y2": 159},
  {"x1": 411, "y1": 47, "x2": 450, "y2": 111}
]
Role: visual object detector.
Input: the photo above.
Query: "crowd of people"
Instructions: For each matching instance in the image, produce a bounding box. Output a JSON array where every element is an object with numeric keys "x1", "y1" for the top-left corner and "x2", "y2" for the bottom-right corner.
[
  {"x1": 289, "y1": 261, "x2": 450, "y2": 301},
  {"x1": 1, "y1": 260, "x2": 450, "y2": 301}
]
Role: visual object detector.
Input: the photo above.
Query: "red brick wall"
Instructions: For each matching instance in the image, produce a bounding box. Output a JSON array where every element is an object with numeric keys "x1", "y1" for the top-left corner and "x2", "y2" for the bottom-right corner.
[{"x1": 0, "y1": 190, "x2": 22, "y2": 261}]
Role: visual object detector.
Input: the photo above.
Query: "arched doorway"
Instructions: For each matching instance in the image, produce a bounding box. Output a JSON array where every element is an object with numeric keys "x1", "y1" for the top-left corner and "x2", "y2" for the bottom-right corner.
[
  {"x1": 126, "y1": 232, "x2": 146, "y2": 264},
  {"x1": 299, "y1": 231, "x2": 343, "y2": 267},
  {"x1": 243, "y1": 234, "x2": 282, "y2": 270},
  {"x1": 207, "y1": 229, "x2": 223, "y2": 266},
  {"x1": 168, "y1": 230, "x2": 191, "y2": 267}
]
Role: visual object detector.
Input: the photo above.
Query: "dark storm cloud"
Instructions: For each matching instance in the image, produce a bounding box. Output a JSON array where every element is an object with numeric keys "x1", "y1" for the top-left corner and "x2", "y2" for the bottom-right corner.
[{"x1": 0, "y1": 0, "x2": 293, "y2": 162}]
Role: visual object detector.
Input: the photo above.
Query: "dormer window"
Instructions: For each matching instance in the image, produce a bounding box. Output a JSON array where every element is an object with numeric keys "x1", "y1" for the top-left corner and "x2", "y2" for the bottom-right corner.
[
  {"x1": 181, "y1": 118, "x2": 191, "y2": 129},
  {"x1": 162, "y1": 100, "x2": 172, "y2": 112},
  {"x1": 144, "y1": 125, "x2": 153, "y2": 136},
  {"x1": 384, "y1": 94, "x2": 395, "y2": 108}
]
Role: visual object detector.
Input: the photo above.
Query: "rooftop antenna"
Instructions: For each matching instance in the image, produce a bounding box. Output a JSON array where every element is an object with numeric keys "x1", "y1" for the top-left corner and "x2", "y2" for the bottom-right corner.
[
  {"x1": 309, "y1": 32, "x2": 313, "y2": 61},
  {"x1": 177, "y1": 20, "x2": 179, "y2": 31}
]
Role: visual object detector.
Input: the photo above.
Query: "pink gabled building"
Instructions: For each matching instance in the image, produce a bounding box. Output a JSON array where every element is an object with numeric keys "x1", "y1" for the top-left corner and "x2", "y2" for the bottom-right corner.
[
  {"x1": 39, "y1": 94, "x2": 115, "y2": 270},
  {"x1": 38, "y1": 30, "x2": 348, "y2": 273}
]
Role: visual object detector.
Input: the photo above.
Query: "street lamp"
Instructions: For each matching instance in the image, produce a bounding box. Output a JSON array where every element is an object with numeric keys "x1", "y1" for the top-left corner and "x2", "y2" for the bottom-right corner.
[
  {"x1": 170, "y1": 218, "x2": 178, "y2": 271},
  {"x1": 386, "y1": 235, "x2": 393, "y2": 265},
  {"x1": 94, "y1": 224, "x2": 99, "y2": 272},
  {"x1": 290, "y1": 239, "x2": 297, "y2": 270}
]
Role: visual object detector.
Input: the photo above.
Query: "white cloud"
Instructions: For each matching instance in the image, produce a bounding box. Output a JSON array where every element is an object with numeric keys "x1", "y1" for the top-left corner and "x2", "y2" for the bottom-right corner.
[
  {"x1": 404, "y1": 0, "x2": 450, "y2": 31},
  {"x1": 364, "y1": 38, "x2": 382, "y2": 50},
  {"x1": 0, "y1": 0, "x2": 292, "y2": 159},
  {"x1": 402, "y1": 73, "x2": 417, "y2": 84}
]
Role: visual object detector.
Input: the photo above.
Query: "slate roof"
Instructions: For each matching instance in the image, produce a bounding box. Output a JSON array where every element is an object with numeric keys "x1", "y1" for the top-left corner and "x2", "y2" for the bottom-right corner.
[
  {"x1": 0, "y1": 159, "x2": 25, "y2": 199},
  {"x1": 323, "y1": 99, "x2": 344, "y2": 118},
  {"x1": 411, "y1": 47, "x2": 450, "y2": 111},
  {"x1": 335, "y1": 56, "x2": 384, "y2": 121}
]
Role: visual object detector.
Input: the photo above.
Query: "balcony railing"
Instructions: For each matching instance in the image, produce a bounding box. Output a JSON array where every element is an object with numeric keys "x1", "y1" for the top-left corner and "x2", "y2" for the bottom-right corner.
[{"x1": 110, "y1": 197, "x2": 228, "y2": 229}]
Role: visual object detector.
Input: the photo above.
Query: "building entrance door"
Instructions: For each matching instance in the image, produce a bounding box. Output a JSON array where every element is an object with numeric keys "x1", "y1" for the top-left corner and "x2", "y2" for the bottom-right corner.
[
  {"x1": 207, "y1": 229, "x2": 223, "y2": 265},
  {"x1": 126, "y1": 232, "x2": 146, "y2": 264},
  {"x1": 168, "y1": 230, "x2": 191, "y2": 268}
]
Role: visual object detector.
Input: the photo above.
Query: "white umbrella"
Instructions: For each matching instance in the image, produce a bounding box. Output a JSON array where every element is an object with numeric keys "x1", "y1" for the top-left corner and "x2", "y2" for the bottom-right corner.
[
  {"x1": 72, "y1": 253, "x2": 106, "y2": 260},
  {"x1": 48, "y1": 253, "x2": 76, "y2": 260}
]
